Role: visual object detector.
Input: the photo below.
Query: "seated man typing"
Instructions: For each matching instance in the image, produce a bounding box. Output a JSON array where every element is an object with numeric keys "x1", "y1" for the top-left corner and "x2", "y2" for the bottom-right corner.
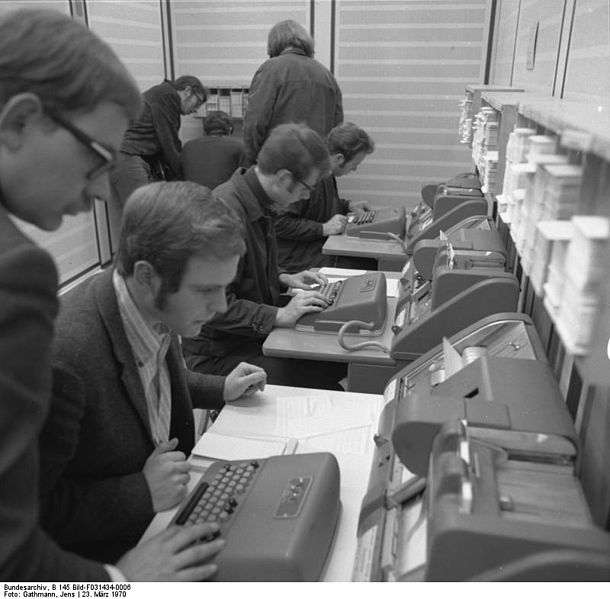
[
  {"x1": 39, "y1": 182, "x2": 266, "y2": 563},
  {"x1": 275, "y1": 122, "x2": 376, "y2": 272},
  {"x1": 182, "y1": 123, "x2": 347, "y2": 390}
]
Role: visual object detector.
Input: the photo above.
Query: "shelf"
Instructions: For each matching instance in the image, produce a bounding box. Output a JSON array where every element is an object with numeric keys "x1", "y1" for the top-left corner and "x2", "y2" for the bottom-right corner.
[{"x1": 519, "y1": 100, "x2": 610, "y2": 162}]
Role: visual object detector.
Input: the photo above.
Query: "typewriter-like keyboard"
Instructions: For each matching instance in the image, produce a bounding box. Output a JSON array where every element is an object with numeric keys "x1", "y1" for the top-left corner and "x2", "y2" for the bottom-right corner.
[{"x1": 348, "y1": 211, "x2": 376, "y2": 225}]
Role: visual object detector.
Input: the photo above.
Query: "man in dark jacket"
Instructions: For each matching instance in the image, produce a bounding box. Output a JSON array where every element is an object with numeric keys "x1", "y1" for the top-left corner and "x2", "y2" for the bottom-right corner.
[
  {"x1": 275, "y1": 122, "x2": 376, "y2": 272},
  {"x1": 183, "y1": 124, "x2": 347, "y2": 390},
  {"x1": 0, "y1": 8, "x2": 224, "y2": 582},
  {"x1": 110, "y1": 76, "x2": 206, "y2": 205},
  {"x1": 243, "y1": 20, "x2": 343, "y2": 165},
  {"x1": 39, "y1": 182, "x2": 265, "y2": 564}
]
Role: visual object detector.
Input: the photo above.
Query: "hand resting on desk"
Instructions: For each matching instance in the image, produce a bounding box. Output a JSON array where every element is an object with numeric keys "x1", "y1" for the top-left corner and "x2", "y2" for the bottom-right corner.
[{"x1": 224, "y1": 361, "x2": 267, "y2": 401}]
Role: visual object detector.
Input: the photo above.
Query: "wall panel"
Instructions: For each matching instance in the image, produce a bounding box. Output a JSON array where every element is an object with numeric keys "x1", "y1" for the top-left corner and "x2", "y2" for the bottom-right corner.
[
  {"x1": 489, "y1": 0, "x2": 521, "y2": 85},
  {"x1": 334, "y1": 0, "x2": 491, "y2": 208},
  {"x1": 562, "y1": 0, "x2": 610, "y2": 102},
  {"x1": 509, "y1": 0, "x2": 567, "y2": 94}
]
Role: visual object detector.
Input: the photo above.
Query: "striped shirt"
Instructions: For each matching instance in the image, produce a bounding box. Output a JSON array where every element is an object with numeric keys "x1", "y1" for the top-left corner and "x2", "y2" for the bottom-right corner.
[{"x1": 113, "y1": 270, "x2": 172, "y2": 445}]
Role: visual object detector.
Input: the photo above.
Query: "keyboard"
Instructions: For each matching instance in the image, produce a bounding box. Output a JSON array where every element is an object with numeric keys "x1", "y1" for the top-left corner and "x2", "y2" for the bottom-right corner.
[
  {"x1": 344, "y1": 207, "x2": 406, "y2": 240},
  {"x1": 316, "y1": 279, "x2": 343, "y2": 305},
  {"x1": 170, "y1": 453, "x2": 341, "y2": 581},
  {"x1": 296, "y1": 272, "x2": 387, "y2": 335},
  {"x1": 347, "y1": 210, "x2": 376, "y2": 225}
]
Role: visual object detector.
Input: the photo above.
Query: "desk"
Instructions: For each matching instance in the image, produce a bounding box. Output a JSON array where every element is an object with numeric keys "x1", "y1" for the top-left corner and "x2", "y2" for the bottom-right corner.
[
  {"x1": 140, "y1": 384, "x2": 386, "y2": 582},
  {"x1": 263, "y1": 271, "x2": 405, "y2": 394},
  {"x1": 323, "y1": 235, "x2": 406, "y2": 271}
]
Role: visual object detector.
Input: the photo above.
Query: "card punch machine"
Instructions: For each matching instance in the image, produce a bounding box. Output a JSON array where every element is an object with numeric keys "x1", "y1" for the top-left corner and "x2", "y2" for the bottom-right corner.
[
  {"x1": 169, "y1": 452, "x2": 341, "y2": 581},
  {"x1": 336, "y1": 236, "x2": 519, "y2": 363},
  {"x1": 352, "y1": 313, "x2": 610, "y2": 581},
  {"x1": 343, "y1": 172, "x2": 489, "y2": 256}
]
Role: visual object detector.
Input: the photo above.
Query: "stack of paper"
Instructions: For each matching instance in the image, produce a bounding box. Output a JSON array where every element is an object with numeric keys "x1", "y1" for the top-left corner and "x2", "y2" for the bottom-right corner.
[
  {"x1": 530, "y1": 220, "x2": 574, "y2": 297},
  {"x1": 505, "y1": 127, "x2": 537, "y2": 163},
  {"x1": 527, "y1": 134, "x2": 558, "y2": 164},
  {"x1": 555, "y1": 216, "x2": 609, "y2": 354}
]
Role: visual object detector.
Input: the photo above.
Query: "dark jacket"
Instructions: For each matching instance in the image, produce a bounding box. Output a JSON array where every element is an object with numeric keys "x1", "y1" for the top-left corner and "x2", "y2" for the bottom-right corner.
[
  {"x1": 0, "y1": 205, "x2": 108, "y2": 581},
  {"x1": 182, "y1": 135, "x2": 246, "y2": 190},
  {"x1": 182, "y1": 166, "x2": 283, "y2": 361},
  {"x1": 120, "y1": 80, "x2": 183, "y2": 179},
  {"x1": 38, "y1": 269, "x2": 225, "y2": 564},
  {"x1": 243, "y1": 48, "x2": 343, "y2": 164},
  {"x1": 275, "y1": 175, "x2": 349, "y2": 272}
]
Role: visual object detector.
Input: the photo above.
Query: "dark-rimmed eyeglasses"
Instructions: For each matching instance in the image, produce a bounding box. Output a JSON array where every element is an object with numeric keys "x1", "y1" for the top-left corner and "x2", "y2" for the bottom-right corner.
[
  {"x1": 45, "y1": 108, "x2": 116, "y2": 180},
  {"x1": 290, "y1": 172, "x2": 316, "y2": 194}
]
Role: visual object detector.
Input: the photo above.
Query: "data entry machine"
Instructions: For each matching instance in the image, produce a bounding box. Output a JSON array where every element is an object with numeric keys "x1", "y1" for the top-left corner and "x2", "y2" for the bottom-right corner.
[
  {"x1": 412, "y1": 223, "x2": 507, "y2": 282},
  {"x1": 388, "y1": 241, "x2": 519, "y2": 362},
  {"x1": 404, "y1": 184, "x2": 488, "y2": 255},
  {"x1": 353, "y1": 314, "x2": 610, "y2": 582},
  {"x1": 345, "y1": 206, "x2": 406, "y2": 240}
]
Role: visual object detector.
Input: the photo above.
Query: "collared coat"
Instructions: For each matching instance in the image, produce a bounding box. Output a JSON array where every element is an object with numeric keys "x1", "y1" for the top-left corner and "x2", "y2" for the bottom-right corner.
[
  {"x1": 0, "y1": 205, "x2": 108, "y2": 581},
  {"x1": 38, "y1": 268, "x2": 226, "y2": 564},
  {"x1": 182, "y1": 167, "x2": 283, "y2": 363},
  {"x1": 243, "y1": 48, "x2": 343, "y2": 164}
]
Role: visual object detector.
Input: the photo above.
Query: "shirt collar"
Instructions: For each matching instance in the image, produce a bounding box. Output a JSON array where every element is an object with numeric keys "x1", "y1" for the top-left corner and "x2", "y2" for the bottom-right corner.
[{"x1": 113, "y1": 270, "x2": 170, "y2": 366}]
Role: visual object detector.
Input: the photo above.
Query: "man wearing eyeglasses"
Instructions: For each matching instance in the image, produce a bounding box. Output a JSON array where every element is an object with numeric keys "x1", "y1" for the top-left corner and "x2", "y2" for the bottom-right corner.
[
  {"x1": 182, "y1": 123, "x2": 348, "y2": 391},
  {"x1": 110, "y1": 76, "x2": 207, "y2": 207},
  {"x1": 0, "y1": 9, "x2": 223, "y2": 581}
]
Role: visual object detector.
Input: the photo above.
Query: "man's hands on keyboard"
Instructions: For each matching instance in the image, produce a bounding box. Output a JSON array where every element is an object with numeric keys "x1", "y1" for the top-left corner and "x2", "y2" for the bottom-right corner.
[
  {"x1": 280, "y1": 269, "x2": 328, "y2": 290},
  {"x1": 275, "y1": 290, "x2": 330, "y2": 328},
  {"x1": 323, "y1": 213, "x2": 348, "y2": 235},
  {"x1": 116, "y1": 522, "x2": 224, "y2": 581}
]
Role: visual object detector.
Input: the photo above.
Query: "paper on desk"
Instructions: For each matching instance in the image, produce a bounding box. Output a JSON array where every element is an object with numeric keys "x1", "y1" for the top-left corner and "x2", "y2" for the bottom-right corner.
[{"x1": 192, "y1": 431, "x2": 287, "y2": 460}]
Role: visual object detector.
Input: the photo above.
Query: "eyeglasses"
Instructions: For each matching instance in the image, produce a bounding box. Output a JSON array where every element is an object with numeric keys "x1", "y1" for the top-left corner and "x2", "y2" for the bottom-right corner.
[
  {"x1": 290, "y1": 172, "x2": 316, "y2": 194},
  {"x1": 45, "y1": 108, "x2": 116, "y2": 180}
]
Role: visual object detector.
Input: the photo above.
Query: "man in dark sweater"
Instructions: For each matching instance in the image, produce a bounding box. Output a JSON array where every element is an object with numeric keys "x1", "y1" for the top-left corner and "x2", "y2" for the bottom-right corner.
[
  {"x1": 183, "y1": 123, "x2": 348, "y2": 390},
  {"x1": 275, "y1": 122, "x2": 376, "y2": 272},
  {"x1": 110, "y1": 76, "x2": 206, "y2": 205},
  {"x1": 182, "y1": 111, "x2": 246, "y2": 190}
]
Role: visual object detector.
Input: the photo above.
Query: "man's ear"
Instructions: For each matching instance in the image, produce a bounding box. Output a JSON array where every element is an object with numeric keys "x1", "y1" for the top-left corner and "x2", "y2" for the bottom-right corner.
[
  {"x1": 275, "y1": 168, "x2": 294, "y2": 189},
  {"x1": 0, "y1": 93, "x2": 46, "y2": 150},
  {"x1": 132, "y1": 260, "x2": 161, "y2": 296}
]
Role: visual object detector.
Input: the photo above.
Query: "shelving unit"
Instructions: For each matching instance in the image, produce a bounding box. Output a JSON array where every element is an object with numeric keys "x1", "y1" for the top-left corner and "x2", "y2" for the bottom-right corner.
[
  {"x1": 463, "y1": 85, "x2": 610, "y2": 533},
  {"x1": 196, "y1": 85, "x2": 249, "y2": 120}
]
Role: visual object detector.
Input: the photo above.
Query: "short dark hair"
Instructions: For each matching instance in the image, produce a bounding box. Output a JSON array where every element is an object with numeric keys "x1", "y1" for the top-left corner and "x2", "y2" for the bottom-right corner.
[
  {"x1": 171, "y1": 75, "x2": 208, "y2": 103},
  {"x1": 116, "y1": 181, "x2": 245, "y2": 299},
  {"x1": 327, "y1": 122, "x2": 375, "y2": 162},
  {"x1": 203, "y1": 111, "x2": 233, "y2": 135},
  {"x1": 257, "y1": 123, "x2": 330, "y2": 181},
  {"x1": 267, "y1": 20, "x2": 314, "y2": 58},
  {"x1": 0, "y1": 9, "x2": 141, "y2": 120}
]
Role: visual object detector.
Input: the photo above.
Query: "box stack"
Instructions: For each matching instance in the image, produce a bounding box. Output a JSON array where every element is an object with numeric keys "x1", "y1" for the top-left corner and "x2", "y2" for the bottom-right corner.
[
  {"x1": 458, "y1": 97, "x2": 474, "y2": 145},
  {"x1": 471, "y1": 107, "x2": 498, "y2": 184},
  {"x1": 520, "y1": 163, "x2": 582, "y2": 273},
  {"x1": 555, "y1": 216, "x2": 609, "y2": 354},
  {"x1": 543, "y1": 221, "x2": 576, "y2": 317},
  {"x1": 497, "y1": 128, "x2": 536, "y2": 215},
  {"x1": 530, "y1": 220, "x2": 574, "y2": 296}
]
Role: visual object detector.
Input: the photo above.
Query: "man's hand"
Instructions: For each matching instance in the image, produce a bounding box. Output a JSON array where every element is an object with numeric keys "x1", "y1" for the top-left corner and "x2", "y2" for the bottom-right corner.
[
  {"x1": 274, "y1": 290, "x2": 329, "y2": 328},
  {"x1": 348, "y1": 199, "x2": 372, "y2": 212},
  {"x1": 143, "y1": 438, "x2": 191, "y2": 512},
  {"x1": 223, "y1": 362, "x2": 267, "y2": 401},
  {"x1": 280, "y1": 270, "x2": 328, "y2": 291},
  {"x1": 116, "y1": 523, "x2": 224, "y2": 581},
  {"x1": 322, "y1": 214, "x2": 348, "y2": 236}
]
